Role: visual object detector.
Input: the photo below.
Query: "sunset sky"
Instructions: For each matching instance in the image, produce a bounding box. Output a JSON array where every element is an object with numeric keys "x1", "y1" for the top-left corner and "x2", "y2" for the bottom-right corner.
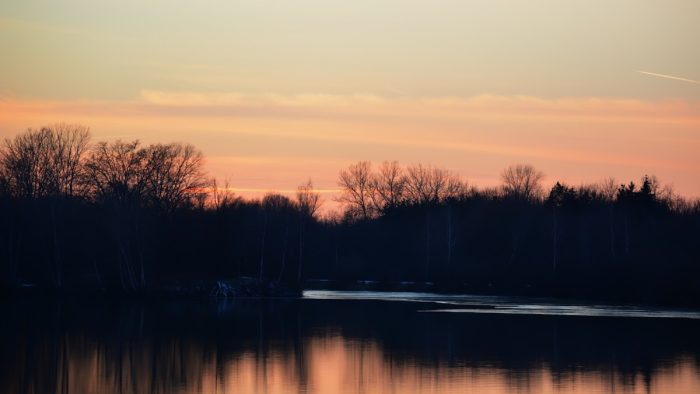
[{"x1": 1, "y1": 0, "x2": 699, "y2": 207}]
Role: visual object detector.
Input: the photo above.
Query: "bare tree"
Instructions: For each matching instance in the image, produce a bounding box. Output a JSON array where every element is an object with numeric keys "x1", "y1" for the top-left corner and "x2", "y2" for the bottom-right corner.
[
  {"x1": 82, "y1": 140, "x2": 150, "y2": 291},
  {"x1": 370, "y1": 161, "x2": 406, "y2": 213},
  {"x1": 142, "y1": 143, "x2": 211, "y2": 212},
  {"x1": 50, "y1": 124, "x2": 91, "y2": 197},
  {"x1": 82, "y1": 140, "x2": 210, "y2": 291},
  {"x1": 0, "y1": 129, "x2": 47, "y2": 198},
  {"x1": 405, "y1": 164, "x2": 465, "y2": 205},
  {"x1": 500, "y1": 164, "x2": 545, "y2": 200},
  {"x1": 433, "y1": 168, "x2": 467, "y2": 202},
  {"x1": 82, "y1": 140, "x2": 148, "y2": 205},
  {"x1": 338, "y1": 161, "x2": 375, "y2": 219},
  {"x1": 404, "y1": 163, "x2": 432, "y2": 205},
  {"x1": 596, "y1": 177, "x2": 618, "y2": 202},
  {"x1": 82, "y1": 141, "x2": 210, "y2": 211},
  {"x1": 499, "y1": 165, "x2": 544, "y2": 268},
  {"x1": 210, "y1": 178, "x2": 236, "y2": 210},
  {"x1": 403, "y1": 163, "x2": 466, "y2": 279},
  {"x1": 296, "y1": 180, "x2": 321, "y2": 282},
  {"x1": 0, "y1": 124, "x2": 90, "y2": 199},
  {"x1": 259, "y1": 193, "x2": 295, "y2": 281},
  {"x1": 297, "y1": 179, "x2": 321, "y2": 218},
  {"x1": 0, "y1": 124, "x2": 90, "y2": 288}
]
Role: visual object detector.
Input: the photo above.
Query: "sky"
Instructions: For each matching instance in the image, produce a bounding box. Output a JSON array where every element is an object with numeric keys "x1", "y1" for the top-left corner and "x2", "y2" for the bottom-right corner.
[{"x1": 1, "y1": 0, "x2": 699, "y2": 208}]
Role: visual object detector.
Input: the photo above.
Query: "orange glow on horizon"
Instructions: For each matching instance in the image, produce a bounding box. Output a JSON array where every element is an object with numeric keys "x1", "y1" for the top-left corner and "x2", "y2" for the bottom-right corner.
[{"x1": 1, "y1": 93, "x2": 699, "y2": 210}]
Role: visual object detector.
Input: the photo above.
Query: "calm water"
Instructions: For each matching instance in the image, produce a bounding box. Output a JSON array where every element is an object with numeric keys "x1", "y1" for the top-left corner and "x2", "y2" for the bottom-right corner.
[{"x1": 2, "y1": 291, "x2": 700, "y2": 394}]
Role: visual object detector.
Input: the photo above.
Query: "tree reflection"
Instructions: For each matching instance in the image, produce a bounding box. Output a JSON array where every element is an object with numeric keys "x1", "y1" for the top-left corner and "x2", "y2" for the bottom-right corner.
[{"x1": 1, "y1": 298, "x2": 699, "y2": 394}]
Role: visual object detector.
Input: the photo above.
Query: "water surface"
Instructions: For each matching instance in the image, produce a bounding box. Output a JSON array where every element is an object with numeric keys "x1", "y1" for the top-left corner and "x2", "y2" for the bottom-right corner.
[{"x1": 2, "y1": 291, "x2": 699, "y2": 393}]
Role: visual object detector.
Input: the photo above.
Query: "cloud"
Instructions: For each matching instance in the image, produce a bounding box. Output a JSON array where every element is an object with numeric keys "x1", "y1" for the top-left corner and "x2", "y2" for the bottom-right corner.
[
  {"x1": 637, "y1": 70, "x2": 700, "y2": 85},
  {"x1": 138, "y1": 90, "x2": 388, "y2": 108},
  {"x1": 3, "y1": 90, "x2": 698, "y2": 125},
  {"x1": 132, "y1": 91, "x2": 700, "y2": 128}
]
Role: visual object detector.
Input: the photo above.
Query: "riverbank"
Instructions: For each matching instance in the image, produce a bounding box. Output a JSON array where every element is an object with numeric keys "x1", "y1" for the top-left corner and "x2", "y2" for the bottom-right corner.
[
  {"x1": 2, "y1": 276, "x2": 698, "y2": 309},
  {"x1": 0, "y1": 277, "x2": 302, "y2": 300}
]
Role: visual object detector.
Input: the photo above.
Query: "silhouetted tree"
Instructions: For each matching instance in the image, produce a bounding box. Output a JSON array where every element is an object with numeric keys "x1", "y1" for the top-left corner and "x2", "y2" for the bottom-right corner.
[
  {"x1": 210, "y1": 178, "x2": 237, "y2": 211},
  {"x1": 1, "y1": 125, "x2": 699, "y2": 304},
  {"x1": 402, "y1": 164, "x2": 466, "y2": 278},
  {"x1": 370, "y1": 161, "x2": 406, "y2": 213},
  {"x1": 0, "y1": 124, "x2": 90, "y2": 199},
  {"x1": 297, "y1": 179, "x2": 321, "y2": 218},
  {"x1": 83, "y1": 140, "x2": 210, "y2": 211},
  {"x1": 548, "y1": 182, "x2": 577, "y2": 272},
  {"x1": 296, "y1": 180, "x2": 321, "y2": 282},
  {"x1": 404, "y1": 164, "x2": 464, "y2": 205},
  {"x1": 258, "y1": 193, "x2": 294, "y2": 281},
  {"x1": 82, "y1": 140, "x2": 148, "y2": 205},
  {"x1": 501, "y1": 164, "x2": 544, "y2": 200},
  {"x1": 338, "y1": 161, "x2": 375, "y2": 220},
  {"x1": 141, "y1": 143, "x2": 210, "y2": 212},
  {"x1": 595, "y1": 177, "x2": 619, "y2": 262},
  {"x1": 0, "y1": 125, "x2": 90, "y2": 288},
  {"x1": 499, "y1": 165, "x2": 545, "y2": 268}
]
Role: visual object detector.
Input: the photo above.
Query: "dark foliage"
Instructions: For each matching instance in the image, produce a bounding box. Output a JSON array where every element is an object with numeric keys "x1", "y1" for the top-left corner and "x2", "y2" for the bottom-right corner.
[{"x1": 1, "y1": 126, "x2": 699, "y2": 304}]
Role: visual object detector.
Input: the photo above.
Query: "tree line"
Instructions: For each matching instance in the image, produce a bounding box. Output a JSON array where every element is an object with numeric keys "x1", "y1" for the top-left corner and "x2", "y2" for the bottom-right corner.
[
  {"x1": 331, "y1": 160, "x2": 699, "y2": 304},
  {"x1": 1, "y1": 124, "x2": 699, "y2": 304},
  {"x1": 0, "y1": 124, "x2": 323, "y2": 293}
]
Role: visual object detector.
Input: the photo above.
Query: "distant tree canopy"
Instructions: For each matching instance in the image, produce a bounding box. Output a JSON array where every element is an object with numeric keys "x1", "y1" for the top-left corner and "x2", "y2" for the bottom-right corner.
[
  {"x1": 1, "y1": 125, "x2": 699, "y2": 305},
  {"x1": 0, "y1": 124, "x2": 90, "y2": 199},
  {"x1": 501, "y1": 164, "x2": 545, "y2": 200},
  {"x1": 297, "y1": 179, "x2": 321, "y2": 218},
  {"x1": 0, "y1": 125, "x2": 211, "y2": 211},
  {"x1": 337, "y1": 161, "x2": 467, "y2": 220},
  {"x1": 83, "y1": 140, "x2": 210, "y2": 211}
]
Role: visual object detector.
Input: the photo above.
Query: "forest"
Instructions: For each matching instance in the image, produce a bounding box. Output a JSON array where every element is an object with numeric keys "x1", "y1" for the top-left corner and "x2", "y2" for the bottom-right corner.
[{"x1": 1, "y1": 124, "x2": 699, "y2": 304}]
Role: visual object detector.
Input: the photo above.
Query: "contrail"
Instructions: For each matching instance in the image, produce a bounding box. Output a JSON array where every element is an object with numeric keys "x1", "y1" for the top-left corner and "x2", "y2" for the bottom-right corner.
[{"x1": 636, "y1": 70, "x2": 700, "y2": 84}]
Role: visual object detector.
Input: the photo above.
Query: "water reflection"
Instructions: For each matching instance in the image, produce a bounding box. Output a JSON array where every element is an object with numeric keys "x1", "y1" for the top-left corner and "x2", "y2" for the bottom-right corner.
[{"x1": 1, "y1": 297, "x2": 699, "y2": 394}]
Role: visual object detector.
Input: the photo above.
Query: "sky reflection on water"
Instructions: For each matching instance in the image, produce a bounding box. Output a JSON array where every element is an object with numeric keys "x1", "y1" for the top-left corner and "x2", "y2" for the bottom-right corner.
[{"x1": 1, "y1": 294, "x2": 699, "y2": 394}]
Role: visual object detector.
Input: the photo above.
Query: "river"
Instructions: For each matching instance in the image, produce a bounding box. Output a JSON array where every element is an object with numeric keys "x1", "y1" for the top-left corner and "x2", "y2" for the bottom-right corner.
[{"x1": 2, "y1": 290, "x2": 699, "y2": 393}]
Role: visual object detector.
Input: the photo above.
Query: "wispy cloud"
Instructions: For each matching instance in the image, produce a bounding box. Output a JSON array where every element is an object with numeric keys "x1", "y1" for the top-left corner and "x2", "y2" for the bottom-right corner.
[
  {"x1": 138, "y1": 90, "x2": 387, "y2": 108},
  {"x1": 134, "y1": 90, "x2": 700, "y2": 124},
  {"x1": 637, "y1": 70, "x2": 700, "y2": 85}
]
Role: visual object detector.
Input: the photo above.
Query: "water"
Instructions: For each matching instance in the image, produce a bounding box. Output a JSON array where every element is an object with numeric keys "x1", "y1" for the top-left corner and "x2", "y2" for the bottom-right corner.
[
  {"x1": 305, "y1": 290, "x2": 700, "y2": 319},
  {"x1": 2, "y1": 291, "x2": 700, "y2": 394}
]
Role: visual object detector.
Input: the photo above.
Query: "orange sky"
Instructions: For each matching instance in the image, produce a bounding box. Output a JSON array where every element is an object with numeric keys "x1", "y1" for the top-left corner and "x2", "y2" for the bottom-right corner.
[
  {"x1": 1, "y1": 1, "x2": 699, "y2": 209},
  {"x1": 1, "y1": 93, "x2": 698, "y2": 211}
]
